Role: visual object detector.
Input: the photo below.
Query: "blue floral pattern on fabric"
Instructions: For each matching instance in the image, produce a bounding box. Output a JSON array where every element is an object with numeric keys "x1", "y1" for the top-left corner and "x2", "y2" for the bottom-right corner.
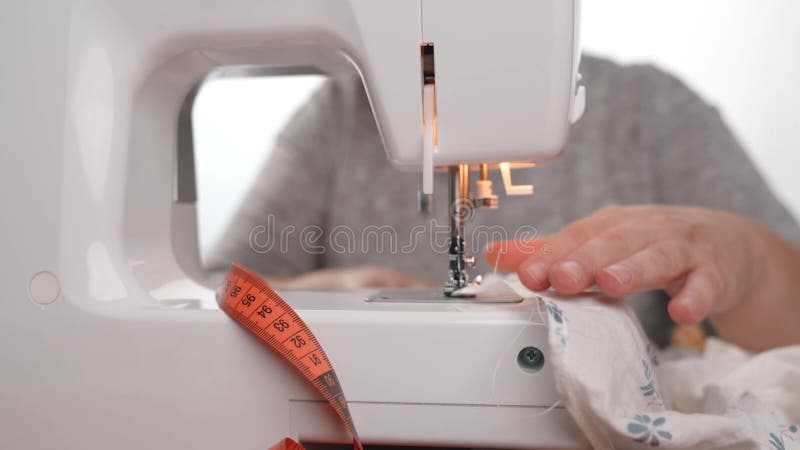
[
  {"x1": 542, "y1": 299, "x2": 568, "y2": 347},
  {"x1": 627, "y1": 415, "x2": 673, "y2": 447},
  {"x1": 646, "y1": 343, "x2": 660, "y2": 368},
  {"x1": 639, "y1": 356, "x2": 665, "y2": 409},
  {"x1": 768, "y1": 424, "x2": 799, "y2": 450},
  {"x1": 640, "y1": 359, "x2": 656, "y2": 397}
]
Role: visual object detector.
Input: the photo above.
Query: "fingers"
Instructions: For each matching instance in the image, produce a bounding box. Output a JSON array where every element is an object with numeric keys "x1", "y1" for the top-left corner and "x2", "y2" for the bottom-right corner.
[
  {"x1": 366, "y1": 268, "x2": 437, "y2": 289},
  {"x1": 484, "y1": 205, "x2": 742, "y2": 327},
  {"x1": 595, "y1": 240, "x2": 695, "y2": 296},
  {"x1": 282, "y1": 268, "x2": 344, "y2": 289},
  {"x1": 517, "y1": 213, "x2": 607, "y2": 285},
  {"x1": 593, "y1": 242, "x2": 721, "y2": 324},
  {"x1": 485, "y1": 239, "x2": 547, "y2": 273},
  {"x1": 664, "y1": 276, "x2": 688, "y2": 298},
  {"x1": 667, "y1": 267, "x2": 720, "y2": 324},
  {"x1": 514, "y1": 230, "x2": 590, "y2": 291},
  {"x1": 543, "y1": 224, "x2": 664, "y2": 294},
  {"x1": 487, "y1": 206, "x2": 639, "y2": 289}
]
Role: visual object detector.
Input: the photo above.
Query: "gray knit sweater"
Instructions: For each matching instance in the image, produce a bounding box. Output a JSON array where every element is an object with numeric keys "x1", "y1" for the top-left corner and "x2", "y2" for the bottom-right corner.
[{"x1": 209, "y1": 55, "x2": 800, "y2": 345}]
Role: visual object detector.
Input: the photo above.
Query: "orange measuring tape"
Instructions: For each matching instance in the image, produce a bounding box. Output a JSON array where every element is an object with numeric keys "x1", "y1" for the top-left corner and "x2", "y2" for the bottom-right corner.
[{"x1": 217, "y1": 263, "x2": 363, "y2": 450}]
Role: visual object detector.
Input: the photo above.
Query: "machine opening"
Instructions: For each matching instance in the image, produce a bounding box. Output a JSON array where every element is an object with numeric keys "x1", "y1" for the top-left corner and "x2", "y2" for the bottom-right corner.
[{"x1": 190, "y1": 73, "x2": 327, "y2": 273}]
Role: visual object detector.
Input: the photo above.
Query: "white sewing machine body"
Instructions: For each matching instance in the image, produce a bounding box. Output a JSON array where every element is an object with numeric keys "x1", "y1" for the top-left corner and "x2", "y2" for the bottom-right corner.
[{"x1": 0, "y1": 0, "x2": 586, "y2": 448}]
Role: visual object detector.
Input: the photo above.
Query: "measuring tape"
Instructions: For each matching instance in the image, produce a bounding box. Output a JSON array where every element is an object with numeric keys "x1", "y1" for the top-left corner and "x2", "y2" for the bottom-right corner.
[{"x1": 218, "y1": 263, "x2": 363, "y2": 450}]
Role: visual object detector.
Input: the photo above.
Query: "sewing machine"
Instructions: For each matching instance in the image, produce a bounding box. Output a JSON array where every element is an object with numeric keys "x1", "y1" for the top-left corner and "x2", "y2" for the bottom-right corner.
[{"x1": 0, "y1": 0, "x2": 587, "y2": 448}]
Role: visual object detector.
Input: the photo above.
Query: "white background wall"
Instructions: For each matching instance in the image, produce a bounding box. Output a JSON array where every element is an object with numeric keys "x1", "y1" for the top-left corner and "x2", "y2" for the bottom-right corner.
[
  {"x1": 193, "y1": 75, "x2": 325, "y2": 258},
  {"x1": 193, "y1": 1, "x2": 800, "y2": 257},
  {"x1": 581, "y1": 0, "x2": 800, "y2": 219}
]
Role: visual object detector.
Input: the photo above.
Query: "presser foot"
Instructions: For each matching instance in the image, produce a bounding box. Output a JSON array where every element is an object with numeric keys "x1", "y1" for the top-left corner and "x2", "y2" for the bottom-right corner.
[{"x1": 443, "y1": 235, "x2": 475, "y2": 297}]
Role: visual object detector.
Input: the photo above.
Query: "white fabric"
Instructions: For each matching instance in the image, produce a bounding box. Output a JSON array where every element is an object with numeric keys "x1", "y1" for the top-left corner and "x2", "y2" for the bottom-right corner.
[{"x1": 464, "y1": 275, "x2": 800, "y2": 449}]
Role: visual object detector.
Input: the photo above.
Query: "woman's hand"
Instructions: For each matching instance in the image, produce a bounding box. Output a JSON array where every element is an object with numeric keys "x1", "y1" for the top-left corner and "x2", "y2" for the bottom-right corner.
[
  {"x1": 267, "y1": 265, "x2": 436, "y2": 290},
  {"x1": 486, "y1": 205, "x2": 800, "y2": 350}
]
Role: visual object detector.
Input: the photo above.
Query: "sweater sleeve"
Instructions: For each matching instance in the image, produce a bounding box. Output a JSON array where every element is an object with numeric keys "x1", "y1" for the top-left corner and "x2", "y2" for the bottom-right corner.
[{"x1": 635, "y1": 65, "x2": 800, "y2": 245}]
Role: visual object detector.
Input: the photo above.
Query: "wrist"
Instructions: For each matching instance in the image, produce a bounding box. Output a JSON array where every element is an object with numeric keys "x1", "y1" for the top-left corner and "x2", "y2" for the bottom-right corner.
[{"x1": 711, "y1": 220, "x2": 800, "y2": 350}]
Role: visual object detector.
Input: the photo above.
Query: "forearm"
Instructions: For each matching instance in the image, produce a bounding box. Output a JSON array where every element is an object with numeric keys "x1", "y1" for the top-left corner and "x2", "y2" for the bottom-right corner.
[
  {"x1": 262, "y1": 266, "x2": 437, "y2": 290},
  {"x1": 711, "y1": 226, "x2": 800, "y2": 351},
  {"x1": 264, "y1": 275, "x2": 292, "y2": 289}
]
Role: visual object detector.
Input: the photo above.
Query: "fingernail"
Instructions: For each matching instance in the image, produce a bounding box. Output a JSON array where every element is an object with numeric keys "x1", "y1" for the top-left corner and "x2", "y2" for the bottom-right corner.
[
  {"x1": 604, "y1": 264, "x2": 633, "y2": 285},
  {"x1": 557, "y1": 261, "x2": 584, "y2": 284},
  {"x1": 524, "y1": 262, "x2": 548, "y2": 284},
  {"x1": 677, "y1": 295, "x2": 701, "y2": 322}
]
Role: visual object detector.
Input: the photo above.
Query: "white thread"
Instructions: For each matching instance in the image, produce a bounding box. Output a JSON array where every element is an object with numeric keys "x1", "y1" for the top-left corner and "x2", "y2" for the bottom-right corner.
[
  {"x1": 522, "y1": 398, "x2": 564, "y2": 419},
  {"x1": 489, "y1": 294, "x2": 546, "y2": 406},
  {"x1": 464, "y1": 275, "x2": 566, "y2": 422},
  {"x1": 492, "y1": 246, "x2": 501, "y2": 275},
  {"x1": 535, "y1": 294, "x2": 547, "y2": 324}
]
